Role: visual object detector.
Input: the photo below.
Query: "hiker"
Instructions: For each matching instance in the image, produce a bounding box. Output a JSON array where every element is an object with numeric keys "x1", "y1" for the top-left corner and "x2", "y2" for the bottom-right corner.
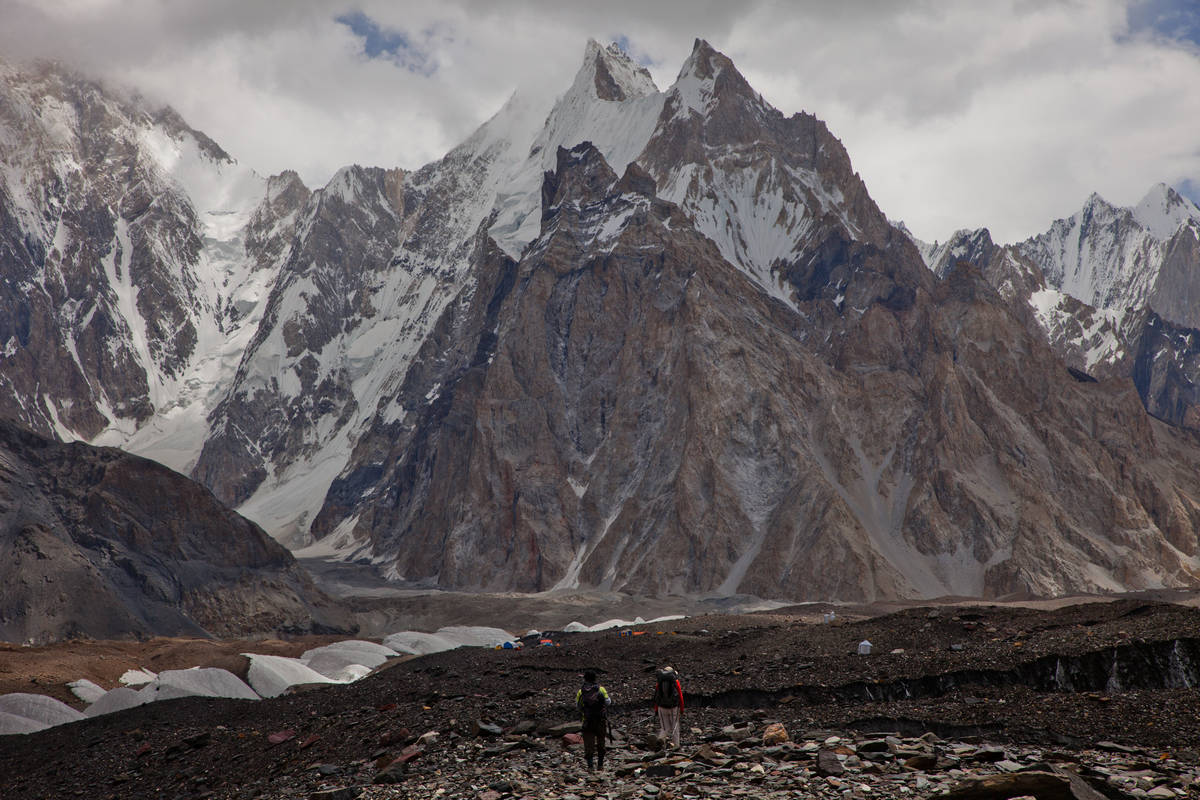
[
  {"x1": 575, "y1": 670, "x2": 611, "y2": 771},
  {"x1": 653, "y1": 665, "x2": 683, "y2": 749}
]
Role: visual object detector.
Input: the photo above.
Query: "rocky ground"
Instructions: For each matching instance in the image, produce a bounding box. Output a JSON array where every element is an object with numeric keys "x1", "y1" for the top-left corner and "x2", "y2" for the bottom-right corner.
[{"x1": 3, "y1": 596, "x2": 1200, "y2": 799}]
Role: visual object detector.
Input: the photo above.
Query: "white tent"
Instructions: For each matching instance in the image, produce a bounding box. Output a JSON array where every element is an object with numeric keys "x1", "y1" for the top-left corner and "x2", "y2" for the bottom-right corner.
[
  {"x1": 84, "y1": 687, "x2": 145, "y2": 718},
  {"x1": 68, "y1": 678, "x2": 107, "y2": 704},
  {"x1": 383, "y1": 626, "x2": 512, "y2": 655},
  {"x1": 135, "y1": 667, "x2": 259, "y2": 703},
  {"x1": 244, "y1": 654, "x2": 341, "y2": 698},
  {"x1": 300, "y1": 640, "x2": 397, "y2": 679}
]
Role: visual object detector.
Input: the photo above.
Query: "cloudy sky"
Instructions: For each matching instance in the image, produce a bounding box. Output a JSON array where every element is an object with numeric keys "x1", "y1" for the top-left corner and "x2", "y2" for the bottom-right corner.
[{"x1": 2, "y1": 0, "x2": 1198, "y2": 243}]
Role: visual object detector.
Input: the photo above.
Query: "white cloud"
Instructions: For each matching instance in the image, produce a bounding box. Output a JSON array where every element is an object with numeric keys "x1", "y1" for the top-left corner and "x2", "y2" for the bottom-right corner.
[{"x1": 1, "y1": 0, "x2": 1197, "y2": 243}]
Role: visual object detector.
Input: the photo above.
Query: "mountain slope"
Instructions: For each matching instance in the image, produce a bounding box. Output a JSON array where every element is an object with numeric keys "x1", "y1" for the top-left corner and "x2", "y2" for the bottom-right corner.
[
  {"x1": 0, "y1": 419, "x2": 352, "y2": 643},
  {"x1": 0, "y1": 58, "x2": 287, "y2": 473},
  {"x1": 192, "y1": 40, "x2": 674, "y2": 543},
  {"x1": 917, "y1": 186, "x2": 1200, "y2": 430}
]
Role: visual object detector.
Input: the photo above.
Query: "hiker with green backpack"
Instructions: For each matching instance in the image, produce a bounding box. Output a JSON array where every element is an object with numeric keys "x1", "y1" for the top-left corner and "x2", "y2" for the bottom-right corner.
[{"x1": 575, "y1": 670, "x2": 611, "y2": 771}]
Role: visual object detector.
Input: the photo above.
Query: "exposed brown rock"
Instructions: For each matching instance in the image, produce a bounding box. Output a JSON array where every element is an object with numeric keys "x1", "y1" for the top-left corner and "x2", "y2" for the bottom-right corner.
[{"x1": 314, "y1": 138, "x2": 1200, "y2": 601}]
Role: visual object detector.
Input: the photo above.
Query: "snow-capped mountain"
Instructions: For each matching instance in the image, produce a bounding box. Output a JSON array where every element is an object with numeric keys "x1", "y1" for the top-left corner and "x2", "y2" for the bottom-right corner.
[
  {"x1": 297, "y1": 41, "x2": 1200, "y2": 600},
  {"x1": 0, "y1": 58, "x2": 281, "y2": 470},
  {"x1": 1018, "y1": 185, "x2": 1200, "y2": 330},
  {"x1": 6, "y1": 42, "x2": 1200, "y2": 602},
  {"x1": 914, "y1": 184, "x2": 1200, "y2": 430}
]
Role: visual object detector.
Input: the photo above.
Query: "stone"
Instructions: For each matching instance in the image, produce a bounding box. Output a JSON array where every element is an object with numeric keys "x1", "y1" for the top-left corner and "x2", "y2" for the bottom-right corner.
[
  {"x1": 309, "y1": 788, "x2": 363, "y2": 800},
  {"x1": 692, "y1": 745, "x2": 730, "y2": 767},
  {"x1": 397, "y1": 744, "x2": 423, "y2": 764},
  {"x1": 475, "y1": 721, "x2": 503, "y2": 737},
  {"x1": 373, "y1": 760, "x2": 408, "y2": 784},
  {"x1": 267, "y1": 730, "x2": 296, "y2": 745},
  {"x1": 762, "y1": 723, "x2": 789, "y2": 745},
  {"x1": 972, "y1": 745, "x2": 1007, "y2": 762},
  {"x1": 722, "y1": 724, "x2": 754, "y2": 742},
  {"x1": 945, "y1": 770, "x2": 1105, "y2": 800},
  {"x1": 905, "y1": 754, "x2": 938, "y2": 770},
  {"x1": 643, "y1": 733, "x2": 667, "y2": 750},
  {"x1": 379, "y1": 728, "x2": 412, "y2": 746},
  {"x1": 816, "y1": 750, "x2": 845, "y2": 776},
  {"x1": 482, "y1": 742, "x2": 522, "y2": 757}
]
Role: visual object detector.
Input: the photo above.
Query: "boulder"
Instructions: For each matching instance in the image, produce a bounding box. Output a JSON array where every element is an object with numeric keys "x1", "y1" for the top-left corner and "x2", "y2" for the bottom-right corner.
[
  {"x1": 816, "y1": 750, "x2": 845, "y2": 776},
  {"x1": 762, "y1": 722, "x2": 789, "y2": 745}
]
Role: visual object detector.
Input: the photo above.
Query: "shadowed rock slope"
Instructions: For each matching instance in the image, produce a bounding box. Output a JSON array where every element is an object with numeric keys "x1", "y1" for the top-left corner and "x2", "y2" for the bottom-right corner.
[{"x1": 0, "y1": 420, "x2": 353, "y2": 643}]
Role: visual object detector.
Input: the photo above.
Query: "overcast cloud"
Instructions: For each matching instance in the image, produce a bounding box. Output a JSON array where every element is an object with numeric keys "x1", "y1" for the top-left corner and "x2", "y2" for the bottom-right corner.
[{"x1": 1, "y1": 0, "x2": 1198, "y2": 243}]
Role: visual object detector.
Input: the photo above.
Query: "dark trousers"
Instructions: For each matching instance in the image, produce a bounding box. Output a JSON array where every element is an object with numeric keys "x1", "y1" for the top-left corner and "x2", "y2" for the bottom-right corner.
[{"x1": 582, "y1": 727, "x2": 606, "y2": 767}]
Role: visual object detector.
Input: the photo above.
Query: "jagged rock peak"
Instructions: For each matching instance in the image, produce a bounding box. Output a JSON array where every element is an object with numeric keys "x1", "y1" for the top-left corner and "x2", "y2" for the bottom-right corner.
[
  {"x1": 1133, "y1": 182, "x2": 1200, "y2": 240},
  {"x1": 541, "y1": 142, "x2": 619, "y2": 213},
  {"x1": 669, "y1": 38, "x2": 763, "y2": 118},
  {"x1": 265, "y1": 169, "x2": 308, "y2": 198},
  {"x1": 150, "y1": 105, "x2": 234, "y2": 165},
  {"x1": 317, "y1": 164, "x2": 404, "y2": 211},
  {"x1": 576, "y1": 39, "x2": 659, "y2": 101}
]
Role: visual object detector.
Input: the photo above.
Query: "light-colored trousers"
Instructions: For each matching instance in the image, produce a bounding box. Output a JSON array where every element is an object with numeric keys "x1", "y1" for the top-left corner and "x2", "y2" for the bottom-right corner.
[{"x1": 656, "y1": 706, "x2": 681, "y2": 748}]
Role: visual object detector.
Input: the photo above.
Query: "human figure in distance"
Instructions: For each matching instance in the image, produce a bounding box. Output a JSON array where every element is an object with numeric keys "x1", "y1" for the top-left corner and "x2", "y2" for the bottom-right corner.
[
  {"x1": 653, "y1": 665, "x2": 683, "y2": 749},
  {"x1": 575, "y1": 669, "x2": 611, "y2": 770}
]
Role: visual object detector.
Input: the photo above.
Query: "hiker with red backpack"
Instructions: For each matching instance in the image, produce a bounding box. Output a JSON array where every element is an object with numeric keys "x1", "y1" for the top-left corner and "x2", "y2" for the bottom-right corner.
[
  {"x1": 653, "y1": 665, "x2": 683, "y2": 749},
  {"x1": 575, "y1": 670, "x2": 611, "y2": 771}
]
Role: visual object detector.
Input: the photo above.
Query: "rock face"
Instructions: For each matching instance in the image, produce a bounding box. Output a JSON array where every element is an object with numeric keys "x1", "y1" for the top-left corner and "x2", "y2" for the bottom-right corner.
[
  {"x1": 0, "y1": 419, "x2": 352, "y2": 643},
  {"x1": 192, "y1": 39, "x2": 669, "y2": 542},
  {"x1": 0, "y1": 57, "x2": 291, "y2": 469}
]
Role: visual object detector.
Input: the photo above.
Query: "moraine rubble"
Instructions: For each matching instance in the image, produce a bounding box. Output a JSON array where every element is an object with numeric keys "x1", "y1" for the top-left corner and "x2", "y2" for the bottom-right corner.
[{"x1": 3, "y1": 598, "x2": 1200, "y2": 799}]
